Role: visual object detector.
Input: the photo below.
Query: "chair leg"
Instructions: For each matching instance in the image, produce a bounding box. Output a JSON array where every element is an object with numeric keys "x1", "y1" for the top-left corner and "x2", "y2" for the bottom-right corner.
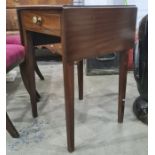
[
  {"x1": 6, "y1": 113, "x2": 19, "y2": 138},
  {"x1": 77, "y1": 60, "x2": 83, "y2": 100},
  {"x1": 118, "y1": 51, "x2": 128, "y2": 123},
  {"x1": 24, "y1": 31, "x2": 38, "y2": 118},
  {"x1": 34, "y1": 58, "x2": 45, "y2": 80},
  {"x1": 19, "y1": 63, "x2": 41, "y2": 102}
]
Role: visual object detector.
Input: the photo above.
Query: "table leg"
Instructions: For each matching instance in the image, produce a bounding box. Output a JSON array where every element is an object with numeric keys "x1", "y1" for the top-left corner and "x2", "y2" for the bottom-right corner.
[
  {"x1": 25, "y1": 31, "x2": 38, "y2": 118},
  {"x1": 118, "y1": 51, "x2": 128, "y2": 123},
  {"x1": 63, "y1": 61, "x2": 74, "y2": 152},
  {"x1": 77, "y1": 60, "x2": 83, "y2": 100}
]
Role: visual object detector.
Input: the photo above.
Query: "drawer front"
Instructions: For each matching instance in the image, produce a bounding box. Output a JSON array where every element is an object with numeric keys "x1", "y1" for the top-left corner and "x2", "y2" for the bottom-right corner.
[
  {"x1": 7, "y1": 0, "x2": 72, "y2": 8},
  {"x1": 21, "y1": 11, "x2": 61, "y2": 36},
  {"x1": 6, "y1": 9, "x2": 19, "y2": 30}
]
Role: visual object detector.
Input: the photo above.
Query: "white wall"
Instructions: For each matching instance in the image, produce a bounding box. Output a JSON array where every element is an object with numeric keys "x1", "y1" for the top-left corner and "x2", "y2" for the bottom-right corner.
[
  {"x1": 126, "y1": 0, "x2": 148, "y2": 26},
  {"x1": 73, "y1": 0, "x2": 84, "y2": 5},
  {"x1": 84, "y1": 0, "x2": 113, "y2": 5}
]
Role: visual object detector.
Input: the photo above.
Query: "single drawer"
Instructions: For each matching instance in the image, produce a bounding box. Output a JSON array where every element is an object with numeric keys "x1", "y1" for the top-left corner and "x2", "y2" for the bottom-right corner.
[
  {"x1": 21, "y1": 11, "x2": 61, "y2": 36},
  {"x1": 6, "y1": 9, "x2": 19, "y2": 30}
]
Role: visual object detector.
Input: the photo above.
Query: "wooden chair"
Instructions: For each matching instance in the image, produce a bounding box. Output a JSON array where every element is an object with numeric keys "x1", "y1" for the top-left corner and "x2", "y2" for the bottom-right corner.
[
  {"x1": 6, "y1": 34, "x2": 45, "y2": 80},
  {"x1": 6, "y1": 43, "x2": 39, "y2": 137},
  {"x1": 6, "y1": 36, "x2": 83, "y2": 138}
]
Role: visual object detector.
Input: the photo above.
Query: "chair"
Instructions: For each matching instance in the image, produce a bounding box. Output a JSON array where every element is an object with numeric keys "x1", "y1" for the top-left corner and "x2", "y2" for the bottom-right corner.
[
  {"x1": 7, "y1": 34, "x2": 83, "y2": 100},
  {"x1": 6, "y1": 43, "x2": 38, "y2": 137},
  {"x1": 6, "y1": 36, "x2": 83, "y2": 138},
  {"x1": 6, "y1": 34, "x2": 45, "y2": 80}
]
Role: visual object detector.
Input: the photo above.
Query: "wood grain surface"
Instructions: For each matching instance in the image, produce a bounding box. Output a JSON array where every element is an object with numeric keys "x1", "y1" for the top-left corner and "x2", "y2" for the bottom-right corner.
[
  {"x1": 62, "y1": 6, "x2": 137, "y2": 62},
  {"x1": 7, "y1": 0, "x2": 72, "y2": 8}
]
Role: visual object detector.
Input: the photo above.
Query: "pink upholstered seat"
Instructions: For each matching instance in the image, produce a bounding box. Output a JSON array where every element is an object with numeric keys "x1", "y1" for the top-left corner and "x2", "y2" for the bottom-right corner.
[
  {"x1": 6, "y1": 44, "x2": 25, "y2": 70},
  {"x1": 6, "y1": 35, "x2": 39, "y2": 138},
  {"x1": 6, "y1": 34, "x2": 45, "y2": 80},
  {"x1": 6, "y1": 34, "x2": 21, "y2": 45}
]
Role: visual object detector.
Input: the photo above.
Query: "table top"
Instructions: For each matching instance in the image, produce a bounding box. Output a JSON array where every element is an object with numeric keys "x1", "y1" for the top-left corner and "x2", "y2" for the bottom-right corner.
[
  {"x1": 17, "y1": 4, "x2": 137, "y2": 62},
  {"x1": 16, "y1": 5, "x2": 136, "y2": 10}
]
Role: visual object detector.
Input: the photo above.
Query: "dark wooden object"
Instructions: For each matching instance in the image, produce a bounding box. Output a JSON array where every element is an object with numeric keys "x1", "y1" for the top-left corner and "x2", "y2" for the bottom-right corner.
[
  {"x1": 17, "y1": 5, "x2": 137, "y2": 152},
  {"x1": 6, "y1": 54, "x2": 39, "y2": 137},
  {"x1": 77, "y1": 60, "x2": 83, "y2": 100},
  {"x1": 7, "y1": 0, "x2": 73, "y2": 81},
  {"x1": 7, "y1": 0, "x2": 72, "y2": 30},
  {"x1": 6, "y1": 113, "x2": 19, "y2": 138},
  {"x1": 86, "y1": 53, "x2": 120, "y2": 75}
]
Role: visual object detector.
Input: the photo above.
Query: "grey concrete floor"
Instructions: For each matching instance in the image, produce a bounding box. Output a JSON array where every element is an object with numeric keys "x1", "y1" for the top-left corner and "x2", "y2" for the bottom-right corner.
[{"x1": 6, "y1": 62, "x2": 148, "y2": 155}]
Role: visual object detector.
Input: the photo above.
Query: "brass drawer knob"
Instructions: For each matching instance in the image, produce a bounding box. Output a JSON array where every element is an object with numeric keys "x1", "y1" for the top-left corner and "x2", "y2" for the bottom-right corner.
[
  {"x1": 32, "y1": 16, "x2": 38, "y2": 24},
  {"x1": 32, "y1": 16, "x2": 42, "y2": 25}
]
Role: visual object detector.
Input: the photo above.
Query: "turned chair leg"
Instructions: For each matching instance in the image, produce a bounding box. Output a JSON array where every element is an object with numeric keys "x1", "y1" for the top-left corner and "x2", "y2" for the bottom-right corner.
[
  {"x1": 77, "y1": 60, "x2": 83, "y2": 100},
  {"x1": 6, "y1": 113, "x2": 19, "y2": 138}
]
